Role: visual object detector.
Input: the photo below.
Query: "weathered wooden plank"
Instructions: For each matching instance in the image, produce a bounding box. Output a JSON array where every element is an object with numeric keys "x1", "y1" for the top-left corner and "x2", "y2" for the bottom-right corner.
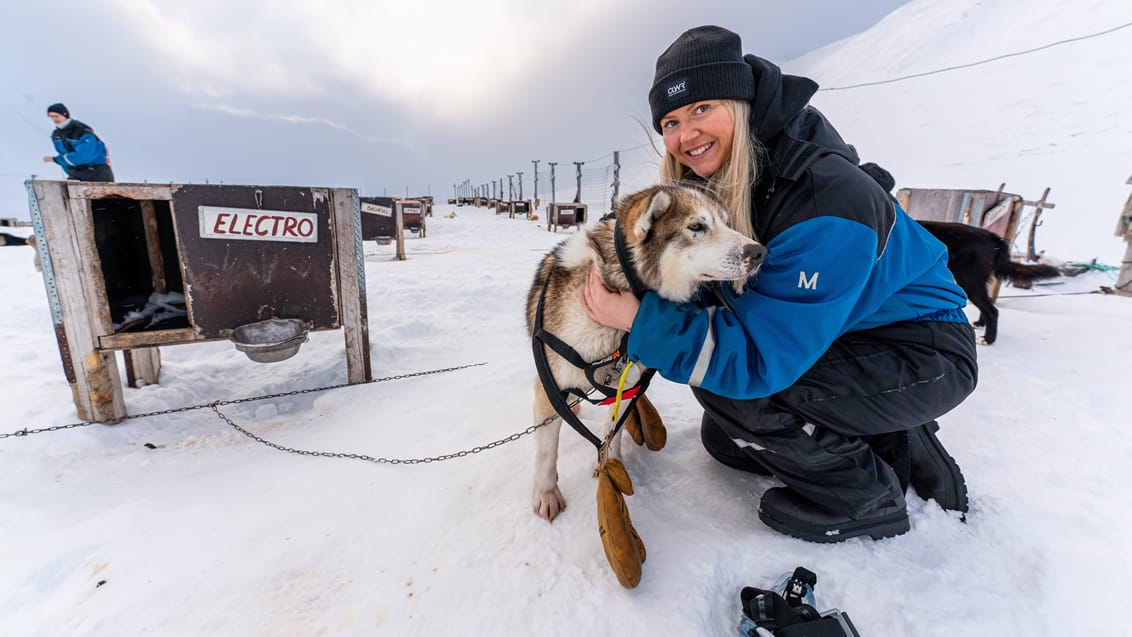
[
  {"x1": 139, "y1": 200, "x2": 168, "y2": 294},
  {"x1": 332, "y1": 188, "x2": 372, "y2": 383},
  {"x1": 35, "y1": 180, "x2": 126, "y2": 422},
  {"x1": 99, "y1": 328, "x2": 205, "y2": 350},
  {"x1": 67, "y1": 182, "x2": 176, "y2": 200}
]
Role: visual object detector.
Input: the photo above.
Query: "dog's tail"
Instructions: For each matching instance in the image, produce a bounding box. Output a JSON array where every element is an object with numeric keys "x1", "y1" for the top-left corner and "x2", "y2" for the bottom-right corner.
[{"x1": 993, "y1": 248, "x2": 1061, "y2": 288}]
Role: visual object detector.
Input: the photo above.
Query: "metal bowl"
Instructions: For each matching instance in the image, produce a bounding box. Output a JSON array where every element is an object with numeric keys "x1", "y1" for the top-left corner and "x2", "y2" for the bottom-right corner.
[{"x1": 229, "y1": 318, "x2": 310, "y2": 363}]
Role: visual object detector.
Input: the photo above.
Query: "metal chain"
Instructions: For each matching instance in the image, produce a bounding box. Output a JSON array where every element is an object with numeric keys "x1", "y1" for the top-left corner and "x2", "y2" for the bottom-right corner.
[
  {"x1": 211, "y1": 397, "x2": 581, "y2": 466},
  {"x1": 0, "y1": 420, "x2": 99, "y2": 439},
  {"x1": 0, "y1": 362, "x2": 487, "y2": 439}
]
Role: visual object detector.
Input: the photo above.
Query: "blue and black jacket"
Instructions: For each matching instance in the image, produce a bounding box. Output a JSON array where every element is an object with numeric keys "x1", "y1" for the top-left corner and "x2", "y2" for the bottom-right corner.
[
  {"x1": 627, "y1": 55, "x2": 968, "y2": 400},
  {"x1": 50, "y1": 119, "x2": 110, "y2": 177}
]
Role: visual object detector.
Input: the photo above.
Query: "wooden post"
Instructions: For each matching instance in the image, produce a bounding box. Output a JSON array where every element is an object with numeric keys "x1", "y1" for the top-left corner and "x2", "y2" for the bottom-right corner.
[
  {"x1": 611, "y1": 151, "x2": 621, "y2": 211},
  {"x1": 394, "y1": 200, "x2": 407, "y2": 261},
  {"x1": 32, "y1": 180, "x2": 126, "y2": 422},
  {"x1": 124, "y1": 348, "x2": 161, "y2": 387},
  {"x1": 1113, "y1": 175, "x2": 1132, "y2": 295},
  {"x1": 532, "y1": 160, "x2": 540, "y2": 209},
  {"x1": 1023, "y1": 187, "x2": 1056, "y2": 262},
  {"x1": 332, "y1": 189, "x2": 372, "y2": 383},
  {"x1": 573, "y1": 162, "x2": 584, "y2": 204},
  {"x1": 548, "y1": 162, "x2": 557, "y2": 210}
]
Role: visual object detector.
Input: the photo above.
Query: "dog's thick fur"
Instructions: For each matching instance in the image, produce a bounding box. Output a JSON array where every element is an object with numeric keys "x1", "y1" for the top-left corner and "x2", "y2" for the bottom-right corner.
[
  {"x1": 526, "y1": 184, "x2": 766, "y2": 521},
  {"x1": 919, "y1": 221, "x2": 1060, "y2": 344}
]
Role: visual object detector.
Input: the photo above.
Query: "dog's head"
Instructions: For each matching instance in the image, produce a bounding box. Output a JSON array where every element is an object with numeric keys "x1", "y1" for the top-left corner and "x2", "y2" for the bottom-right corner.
[{"x1": 615, "y1": 185, "x2": 766, "y2": 302}]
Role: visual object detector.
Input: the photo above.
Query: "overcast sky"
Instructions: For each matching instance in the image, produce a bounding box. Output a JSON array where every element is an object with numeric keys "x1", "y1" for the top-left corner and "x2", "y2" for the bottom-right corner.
[{"x1": 0, "y1": 0, "x2": 907, "y2": 211}]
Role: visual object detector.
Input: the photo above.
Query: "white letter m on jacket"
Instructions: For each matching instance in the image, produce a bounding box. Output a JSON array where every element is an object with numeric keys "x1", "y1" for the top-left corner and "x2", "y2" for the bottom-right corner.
[{"x1": 798, "y1": 271, "x2": 819, "y2": 290}]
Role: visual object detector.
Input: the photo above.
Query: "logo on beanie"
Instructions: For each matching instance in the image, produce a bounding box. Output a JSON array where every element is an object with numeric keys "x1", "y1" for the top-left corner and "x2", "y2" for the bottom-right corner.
[{"x1": 666, "y1": 80, "x2": 687, "y2": 100}]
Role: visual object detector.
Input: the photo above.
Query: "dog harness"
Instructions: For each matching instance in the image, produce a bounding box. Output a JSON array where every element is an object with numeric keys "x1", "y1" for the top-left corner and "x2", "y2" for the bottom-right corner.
[{"x1": 531, "y1": 222, "x2": 657, "y2": 452}]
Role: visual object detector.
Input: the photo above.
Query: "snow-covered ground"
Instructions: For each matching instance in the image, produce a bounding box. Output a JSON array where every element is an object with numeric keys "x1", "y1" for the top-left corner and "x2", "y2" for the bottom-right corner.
[{"x1": 3, "y1": 0, "x2": 1132, "y2": 635}]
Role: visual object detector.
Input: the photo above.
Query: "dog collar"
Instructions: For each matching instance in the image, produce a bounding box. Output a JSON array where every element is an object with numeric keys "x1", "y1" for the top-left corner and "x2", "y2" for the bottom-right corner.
[{"x1": 613, "y1": 222, "x2": 647, "y2": 300}]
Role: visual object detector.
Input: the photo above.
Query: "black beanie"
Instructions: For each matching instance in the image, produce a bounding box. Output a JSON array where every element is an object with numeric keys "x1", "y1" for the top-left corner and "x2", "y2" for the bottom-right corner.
[
  {"x1": 47, "y1": 103, "x2": 69, "y2": 118},
  {"x1": 648, "y1": 26, "x2": 755, "y2": 133}
]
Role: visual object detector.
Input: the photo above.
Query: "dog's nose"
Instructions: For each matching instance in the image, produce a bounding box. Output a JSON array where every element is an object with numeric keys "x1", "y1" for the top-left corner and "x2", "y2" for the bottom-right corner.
[{"x1": 743, "y1": 243, "x2": 767, "y2": 268}]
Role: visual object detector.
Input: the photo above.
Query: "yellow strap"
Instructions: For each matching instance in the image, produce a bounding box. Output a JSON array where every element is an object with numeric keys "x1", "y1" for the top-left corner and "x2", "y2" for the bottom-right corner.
[{"x1": 610, "y1": 361, "x2": 635, "y2": 422}]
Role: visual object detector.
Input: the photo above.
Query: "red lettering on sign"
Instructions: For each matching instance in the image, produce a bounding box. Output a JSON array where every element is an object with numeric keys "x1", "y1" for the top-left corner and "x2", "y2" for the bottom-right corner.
[
  {"x1": 297, "y1": 218, "x2": 314, "y2": 237},
  {"x1": 255, "y1": 216, "x2": 272, "y2": 236},
  {"x1": 271, "y1": 216, "x2": 284, "y2": 235},
  {"x1": 283, "y1": 217, "x2": 298, "y2": 237},
  {"x1": 213, "y1": 213, "x2": 230, "y2": 234},
  {"x1": 241, "y1": 215, "x2": 256, "y2": 235},
  {"x1": 226, "y1": 213, "x2": 240, "y2": 234}
]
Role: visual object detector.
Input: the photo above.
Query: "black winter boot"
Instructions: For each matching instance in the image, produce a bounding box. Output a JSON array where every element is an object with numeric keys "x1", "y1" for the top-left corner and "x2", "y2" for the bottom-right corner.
[
  {"x1": 758, "y1": 487, "x2": 909, "y2": 543},
  {"x1": 908, "y1": 421, "x2": 969, "y2": 513}
]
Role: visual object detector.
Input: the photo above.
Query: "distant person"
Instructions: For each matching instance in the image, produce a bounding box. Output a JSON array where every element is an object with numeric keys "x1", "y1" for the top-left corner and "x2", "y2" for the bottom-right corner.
[
  {"x1": 583, "y1": 25, "x2": 977, "y2": 543},
  {"x1": 42, "y1": 103, "x2": 114, "y2": 182}
]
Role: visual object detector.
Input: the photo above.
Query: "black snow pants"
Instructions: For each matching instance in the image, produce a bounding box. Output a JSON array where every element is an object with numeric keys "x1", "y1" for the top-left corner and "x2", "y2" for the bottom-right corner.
[
  {"x1": 694, "y1": 319, "x2": 978, "y2": 517},
  {"x1": 68, "y1": 164, "x2": 115, "y2": 182}
]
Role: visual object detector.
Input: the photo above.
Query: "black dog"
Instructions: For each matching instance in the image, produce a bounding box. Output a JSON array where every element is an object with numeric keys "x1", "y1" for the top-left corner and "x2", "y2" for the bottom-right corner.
[
  {"x1": 918, "y1": 221, "x2": 1060, "y2": 344},
  {"x1": 855, "y1": 161, "x2": 1061, "y2": 344},
  {"x1": 0, "y1": 232, "x2": 28, "y2": 246}
]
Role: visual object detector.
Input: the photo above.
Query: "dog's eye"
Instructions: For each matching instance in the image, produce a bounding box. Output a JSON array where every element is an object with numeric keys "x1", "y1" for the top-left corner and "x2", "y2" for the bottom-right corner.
[{"x1": 687, "y1": 222, "x2": 706, "y2": 233}]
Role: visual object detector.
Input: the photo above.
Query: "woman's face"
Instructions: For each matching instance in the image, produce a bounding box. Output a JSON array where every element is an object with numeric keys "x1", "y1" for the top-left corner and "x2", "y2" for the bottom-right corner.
[{"x1": 660, "y1": 100, "x2": 735, "y2": 178}]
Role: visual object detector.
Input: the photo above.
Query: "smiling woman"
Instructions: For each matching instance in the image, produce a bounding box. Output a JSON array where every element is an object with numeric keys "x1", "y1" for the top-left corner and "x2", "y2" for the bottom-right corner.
[{"x1": 583, "y1": 24, "x2": 980, "y2": 546}]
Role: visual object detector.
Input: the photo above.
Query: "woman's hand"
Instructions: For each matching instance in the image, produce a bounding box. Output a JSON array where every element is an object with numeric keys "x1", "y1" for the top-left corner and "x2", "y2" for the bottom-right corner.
[{"x1": 582, "y1": 266, "x2": 640, "y2": 332}]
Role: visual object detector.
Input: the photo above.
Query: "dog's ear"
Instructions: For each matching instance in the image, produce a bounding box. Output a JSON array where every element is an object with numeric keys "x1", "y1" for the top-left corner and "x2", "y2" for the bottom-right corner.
[{"x1": 632, "y1": 189, "x2": 672, "y2": 239}]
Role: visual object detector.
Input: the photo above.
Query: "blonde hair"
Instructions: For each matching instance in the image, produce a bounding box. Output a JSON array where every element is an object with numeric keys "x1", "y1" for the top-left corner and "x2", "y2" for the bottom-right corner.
[{"x1": 658, "y1": 100, "x2": 760, "y2": 239}]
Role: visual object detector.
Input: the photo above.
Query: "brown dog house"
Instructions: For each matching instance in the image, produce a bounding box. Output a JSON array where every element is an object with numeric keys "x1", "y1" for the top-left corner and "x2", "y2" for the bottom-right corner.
[
  {"x1": 508, "y1": 199, "x2": 533, "y2": 219},
  {"x1": 26, "y1": 179, "x2": 372, "y2": 423},
  {"x1": 359, "y1": 197, "x2": 427, "y2": 261},
  {"x1": 547, "y1": 202, "x2": 588, "y2": 232},
  {"x1": 896, "y1": 185, "x2": 1054, "y2": 254}
]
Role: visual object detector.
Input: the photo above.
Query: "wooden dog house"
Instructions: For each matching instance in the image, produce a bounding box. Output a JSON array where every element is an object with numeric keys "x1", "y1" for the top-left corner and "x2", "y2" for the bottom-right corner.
[
  {"x1": 26, "y1": 179, "x2": 372, "y2": 423},
  {"x1": 359, "y1": 197, "x2": 427, "y2": 261},
  {"x1": 547, "y1": 202, "x2": 587, "y2": 232}
]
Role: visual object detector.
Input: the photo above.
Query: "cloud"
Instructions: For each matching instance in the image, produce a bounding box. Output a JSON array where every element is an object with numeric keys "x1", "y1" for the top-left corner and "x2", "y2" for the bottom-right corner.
[
  {"x1": 107, "y1": 0, "x2": 325, "y2": 99},
  {"x1": 191, "y1": 103, "x2": 351, "y2": 131},
  {"x1": 103, "y1": 0, "x2": 635, "y2": 128}
]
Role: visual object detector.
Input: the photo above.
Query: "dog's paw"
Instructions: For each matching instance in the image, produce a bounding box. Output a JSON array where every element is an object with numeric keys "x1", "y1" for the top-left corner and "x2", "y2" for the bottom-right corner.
[{"x1": 533, "y1": 487, "x2": 567, "y2": 522}]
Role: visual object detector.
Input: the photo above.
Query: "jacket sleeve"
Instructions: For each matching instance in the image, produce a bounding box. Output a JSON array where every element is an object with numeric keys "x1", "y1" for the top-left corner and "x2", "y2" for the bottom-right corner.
[
  {"x1": 58, "y1": 133, "x2": 101, "y2": 167},
  {"x1": 627, "y1": 216, "x2": 880, "y2": 399}
]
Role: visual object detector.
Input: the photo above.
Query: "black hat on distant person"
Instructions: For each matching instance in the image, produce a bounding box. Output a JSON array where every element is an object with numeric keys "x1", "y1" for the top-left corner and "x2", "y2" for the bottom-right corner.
[
  {"x1": 46, "y1": 103, "x2": 69, "y2": 118},
  {"x1": 648, "y1": 26, "x2": 755, "y2": 133}
]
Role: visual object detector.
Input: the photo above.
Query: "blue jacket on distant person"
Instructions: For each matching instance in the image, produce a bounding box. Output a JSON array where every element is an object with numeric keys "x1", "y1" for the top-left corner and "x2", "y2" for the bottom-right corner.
[{"x1": 45, "y1": 103, "x2": 114, "y2": 182}]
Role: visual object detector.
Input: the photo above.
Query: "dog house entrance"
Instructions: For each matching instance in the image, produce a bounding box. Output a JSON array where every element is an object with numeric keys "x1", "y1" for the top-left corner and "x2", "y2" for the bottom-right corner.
[{"x1": 91, "y1": 196, "x2": 190, "y2": 334}]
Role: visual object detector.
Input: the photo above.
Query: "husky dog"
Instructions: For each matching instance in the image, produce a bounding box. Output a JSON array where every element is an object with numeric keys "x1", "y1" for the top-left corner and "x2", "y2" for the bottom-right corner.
[{"x1": 525, "y1": 184, "x2": 767, "y2": 521}]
